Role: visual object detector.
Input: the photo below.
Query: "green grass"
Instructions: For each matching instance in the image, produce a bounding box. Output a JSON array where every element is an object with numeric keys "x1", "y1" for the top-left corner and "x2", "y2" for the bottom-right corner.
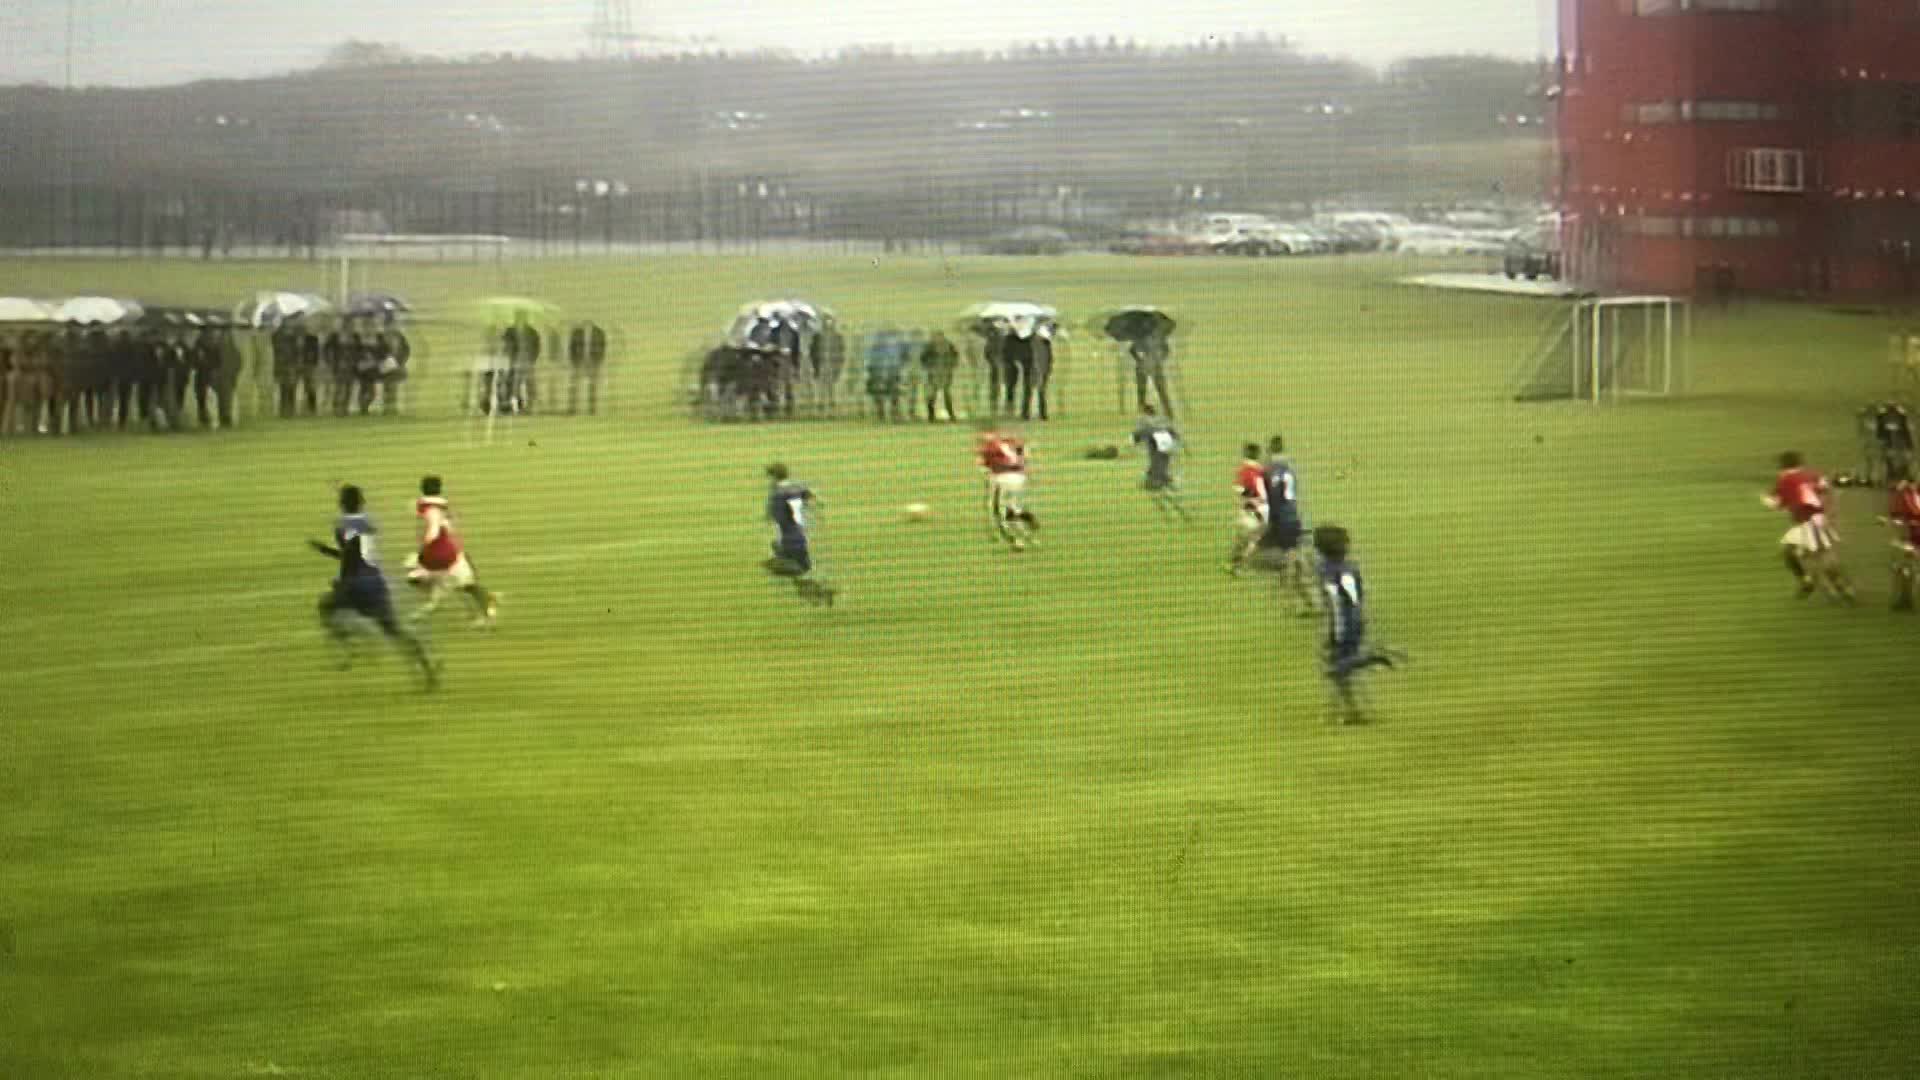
[{"x1": 1, "y1": 255, "x2": 1917, "y2": 1079}]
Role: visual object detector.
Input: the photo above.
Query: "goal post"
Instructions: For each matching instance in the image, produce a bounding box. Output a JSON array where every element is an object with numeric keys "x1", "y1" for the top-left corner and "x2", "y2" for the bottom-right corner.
[
  {"x1": 326, "y1": 233, "x2": 511, "y2": 305},
  {"x1": 1513, "y1": 295, "x2": 1687, "y2": 404},
  {"x1": 1892, "y1": 331, "x2": 1920, "y2": 400}
]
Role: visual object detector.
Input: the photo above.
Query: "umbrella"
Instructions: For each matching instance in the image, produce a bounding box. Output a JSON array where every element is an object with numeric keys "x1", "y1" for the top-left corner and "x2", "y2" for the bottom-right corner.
[
  {"x1": 964, "y1": 301, "x2": 1058, "y2": 340},
  {"x1": 141, "y1": 306, "x2": 232, "y2": 331},
  {"x1": 970, "y1": 301, "x2": 1057, "y2": 323},
  {"x1": 347, "y1": 292, "x2": 411, "y2": 319},
  {"x1": 53, "y1": 296, "x2": 143, "y2": 325},
  {"x1": 0, "y1": 297, "x2": 55, "y2": 323},
  {"x1": 725, "y1": 299, "x2": 831, "y2": 347},
  {"x1": 473, "y1": 296, "x2": 562, "y2": 326},
  {"x1": 237, "y1": 291, "x2": 330, "y2": 328},
  {"x1": 737, "y1": 298, "x2": 830, "y2": 328},
  {"x1": 1101, "y1": 307, "x2": 1176, "y2": 342}
]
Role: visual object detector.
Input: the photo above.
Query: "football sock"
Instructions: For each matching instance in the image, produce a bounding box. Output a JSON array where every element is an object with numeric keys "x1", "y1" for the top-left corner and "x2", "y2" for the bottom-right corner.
[{"x1": 1782, "y1": 549, "x2": 1806, "y2": 581}]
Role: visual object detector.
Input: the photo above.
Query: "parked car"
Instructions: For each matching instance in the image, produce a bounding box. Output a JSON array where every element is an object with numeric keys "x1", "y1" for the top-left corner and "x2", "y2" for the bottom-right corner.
[
  {"x1": 1111, "y1": 229, "x2": 1204, "y2": 256},
  {"x1": 1331, "y1": 221, "x2": 1387, "y2": 252},
  {"x1": 1211, "y1": 229, "x2": 1277, "y2": 256},
  {"x1": 1394, "y1": 225, "x2": 1506, "y2": 257},
  {"x1": 986, "y1": 225, "x2": 1071, "y2": 255},
  {"x1": 1503, "y1": 236, "x2": 1563, "y2": 280},
  {"x1": 1292, "y1": 224, "x2": 1338, "y2": 254}
]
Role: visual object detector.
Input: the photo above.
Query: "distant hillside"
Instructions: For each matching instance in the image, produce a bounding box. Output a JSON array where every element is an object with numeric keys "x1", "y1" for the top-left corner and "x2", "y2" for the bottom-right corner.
[{"x1": 0, "y1": 42, "x2": 1549, "y2": 246}]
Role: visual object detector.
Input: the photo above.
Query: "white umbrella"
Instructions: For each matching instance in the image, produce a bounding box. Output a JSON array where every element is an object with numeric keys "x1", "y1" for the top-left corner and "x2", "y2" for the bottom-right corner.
[
  {"x1": 238, "y1": 290, "x2": 330, "y2": 328},
  {"x1": 53, "y1": 297, "x2": 143, "y2": 324},
  {"x1": 968, "y1": 301, "x2": 1059, "y2": 340},
  {"x1": 751, "y1": 299, "x2": 829, "y2": 325},
  {"x1": 0, "y1": 297, "x2": 55, "y2": 322},
  {"x1": 727, "y1": 299, "x2": 830, "y2": 346},
  {"x1": 971, "y1": 301, "x2": 1057, "y2": 322}
]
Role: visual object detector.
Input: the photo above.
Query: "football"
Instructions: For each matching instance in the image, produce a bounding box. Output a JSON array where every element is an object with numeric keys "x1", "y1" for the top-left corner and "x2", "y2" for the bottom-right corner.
[{"x1": 903, "y1": 502, "x2": 933, "y2": 522}]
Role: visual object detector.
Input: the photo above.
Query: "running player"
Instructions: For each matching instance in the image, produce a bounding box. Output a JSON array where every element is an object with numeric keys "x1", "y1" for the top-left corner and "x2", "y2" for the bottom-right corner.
[
  {"x1": 1881, "y1": 474, "x2": 1920, "y2": 611},
  {"x1": 404, "y1": 475, "x2": 501, "y2": 629},
  {"x1": 977, "y1": 423, "x2": 1038, "y2": 551},
  {"x1": 1229, "y1": 442, "x2": 1269, "y2": 575},
  {"x1": 1312, "y1": 524, "x2": 1403, "y2": 726},
  {"x1": 1131, "y1": 403, "x2": 1190, "y2": 522},
  {"x1": 1259, "y1": 435, "x2": 1318, "y2": 614},
  {"x1": 764, "y1": 463, "x2": 835, "y2": 606},
  {"x1": 1873, "y1": 401, "x2": 1914, "y2": 484},
  {"x1": 309, "y1": 484, "x2": 440, "y2": 688},
  {"x1": 1763, "y1": 451, "x2": 1856, "y2": 603}
]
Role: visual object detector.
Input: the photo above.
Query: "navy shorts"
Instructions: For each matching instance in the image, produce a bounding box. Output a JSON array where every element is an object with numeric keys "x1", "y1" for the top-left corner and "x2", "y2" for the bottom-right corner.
[
  {"x1": 1261, "y1": 519, "x2": 1304, "y2": 552},
  {"x1": 1144, "y1": 469, "x2": 1175, "y2": 491},
  {"x1": 769, "y1": 537, "x2": 812, "y2": 575},
  {"x1": 1326, "y1": 628, "x2": 1369, "y2": 680},
  {"x1": 325, "y1": 573, "x2": 398, "y2": 628}
]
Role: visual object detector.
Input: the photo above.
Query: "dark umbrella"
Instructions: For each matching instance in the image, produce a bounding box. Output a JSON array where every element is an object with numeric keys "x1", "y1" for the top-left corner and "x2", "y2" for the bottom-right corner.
[
  {"x1": 347, "y1": 292, "x2": 411, "y2": 319},
  {"x1": 1102, "y1": 307, "x2": 1176, "y2": 343},
  {"x1": 1100, "y1": 307, "x2": 1181, "y2": 416}
]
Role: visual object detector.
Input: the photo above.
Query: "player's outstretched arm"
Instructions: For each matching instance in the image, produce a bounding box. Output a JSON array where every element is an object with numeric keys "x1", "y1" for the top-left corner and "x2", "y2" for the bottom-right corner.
[{"x1": 309, "y1": 539, "x2": 342, "y2": 560}]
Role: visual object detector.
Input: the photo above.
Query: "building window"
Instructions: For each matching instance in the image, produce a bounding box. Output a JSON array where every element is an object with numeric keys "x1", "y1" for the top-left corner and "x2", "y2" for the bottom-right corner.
[
  {"x1": 1629, "y1": 100, "x2": 1781, "y2": 123},
  {"x1": 1685, "y1": 100, "x2": 1783, "y2": 122},
  {"x1": 1900, "y1": 85, "x2": 1920, "y2": 137},
  {"x1": 1624, "y1": 215, "x2": 1681, "y2": 236},
  {"x1": 1684, "y1": 216, "x2": 1787, "y2": 238},
  {"x1": 1635, "y1": 0, "x2": 1793, "y2": 10},
  {"x1": 1627, "y1": 101, "x2": 1681, "y2": 124},
  {"x1": 1729, "y1": 148, "x2": 1806, "y2": 192}
]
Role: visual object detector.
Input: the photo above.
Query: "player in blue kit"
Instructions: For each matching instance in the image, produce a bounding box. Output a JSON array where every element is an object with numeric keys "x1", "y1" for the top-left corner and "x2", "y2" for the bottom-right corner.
[
  {"x1": 309, "y1": 484, "x2": 440, "y2": 689},
  {"x1": 1131, "y1": 403, "x2": 1190, "y2": 521},
  {"x1": 1259, "y1": 435, "x2": 1318, "y2": 615},
  {"x1": 763, "y1": 463, "x2": 836, "y2": 606},
  {"x1": 1312, "y1": 524, "x2": 1404, "y2": 725}
]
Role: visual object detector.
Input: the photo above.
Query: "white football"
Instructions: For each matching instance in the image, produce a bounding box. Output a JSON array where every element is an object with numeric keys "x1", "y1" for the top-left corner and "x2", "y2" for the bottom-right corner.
[{"x1": 903, "y1": 502, "x2": 933, "y2": 521}]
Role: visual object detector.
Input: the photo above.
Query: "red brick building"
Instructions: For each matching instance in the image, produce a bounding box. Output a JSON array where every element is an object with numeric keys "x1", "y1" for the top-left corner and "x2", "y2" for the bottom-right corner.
[{"x1": 1558, "y1": 0, "x2": 1920, "y2": 298}]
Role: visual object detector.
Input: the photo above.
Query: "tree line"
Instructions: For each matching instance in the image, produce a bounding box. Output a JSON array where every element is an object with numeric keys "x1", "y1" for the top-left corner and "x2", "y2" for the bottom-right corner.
[{"x1": 0, "y1": 39, "x2": 1549, "y2": 247}]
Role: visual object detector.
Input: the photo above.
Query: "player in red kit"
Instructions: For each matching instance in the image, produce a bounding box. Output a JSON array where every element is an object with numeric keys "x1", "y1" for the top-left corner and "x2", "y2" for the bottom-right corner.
[
  {"x1": 1229, "y1": 441, "x2": 1269, "y2": 575},
  {"x1": 1879, "y1": 476, "x2": 1920, "y2": 611},
  {"x1": 405, "y1": 475, "x2": 501, "y2": 628},
  {"x1": 1761, "y1": 451, "x2": 1854, "y2": 603},
  {"x1": 976, "y1": 424, "x2": 1038, "y2": 550}
]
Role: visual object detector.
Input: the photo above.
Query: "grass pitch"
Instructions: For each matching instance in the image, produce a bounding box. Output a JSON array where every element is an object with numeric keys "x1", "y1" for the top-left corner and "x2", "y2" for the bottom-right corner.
[{"x1": 1, "y1": 255, "x2": 1917, "y2": 1078}]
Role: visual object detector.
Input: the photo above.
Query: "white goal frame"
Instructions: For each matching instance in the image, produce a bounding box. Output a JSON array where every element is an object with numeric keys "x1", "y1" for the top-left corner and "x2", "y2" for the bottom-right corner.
[
  {"x1": 326, "y1": 234, "x2": 511, "y2": 305},
  {"x1": 1577, "y1": 295, "x2": 1687, "y2": 403},
  {"x1": 1892, "y1": 332, "x2": 1920, "y2": 400}
]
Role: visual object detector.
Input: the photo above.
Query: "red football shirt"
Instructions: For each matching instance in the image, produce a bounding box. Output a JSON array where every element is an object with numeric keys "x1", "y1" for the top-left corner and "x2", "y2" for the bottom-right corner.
[
  {"x1": 1235, "y1": 461, "x2": 1267, "y2": 506},
  {"x1": 1892, "y1": 486, "x2": 1920, "y2": 546},
  {"x1": 1772, "y1": 468, "x2": 1828, "y2": 524},
  {"x1": 416, "y1": 497, "x2": 464, "y2": 570},
  {"x1": 978, "y1": 435, "x2": 1026, "y2": 474}
]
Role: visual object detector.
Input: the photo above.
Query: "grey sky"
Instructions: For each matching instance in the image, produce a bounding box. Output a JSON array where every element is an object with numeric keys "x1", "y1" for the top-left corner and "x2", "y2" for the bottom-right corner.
[{"x1": 3, "y1": 0, "x2": 1550, "y2": 88}]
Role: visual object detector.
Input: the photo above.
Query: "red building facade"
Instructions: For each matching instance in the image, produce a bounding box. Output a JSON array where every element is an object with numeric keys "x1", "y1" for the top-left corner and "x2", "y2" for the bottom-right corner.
[{"x1": 1559, "y1": 0, "x2": 1920, "y2": 297}]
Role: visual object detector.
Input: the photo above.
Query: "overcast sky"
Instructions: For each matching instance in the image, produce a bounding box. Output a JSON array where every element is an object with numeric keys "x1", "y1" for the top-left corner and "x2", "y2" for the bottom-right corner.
[{"x1": 2, "y1": 0, "x2": 1550, "y2": 88}]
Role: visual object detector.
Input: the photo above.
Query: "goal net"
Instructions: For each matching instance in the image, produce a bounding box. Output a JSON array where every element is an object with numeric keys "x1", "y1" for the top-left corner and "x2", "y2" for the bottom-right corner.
[
  {"x1": 1513, "y1": 295, "x2": 1687, "y2": 403},
  {"x1": 325, "y1": 233, "x2": 511, "y2": 305}
]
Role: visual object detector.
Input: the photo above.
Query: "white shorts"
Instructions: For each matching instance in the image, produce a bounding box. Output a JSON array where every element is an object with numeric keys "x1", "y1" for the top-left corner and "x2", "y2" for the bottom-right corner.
[
  {"x1": 406, "y1": 553, "x2": 477, "y2": 588},
  {"x1": 1781, "y1": 519, "x2": 1838, "y2": 554},
  {"x1": 989, "y1": 471, "x2": 1028, "y2": 509},
  {"x1": 1237, "y1": 504, "x2": 1269, "y2": 534}
]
